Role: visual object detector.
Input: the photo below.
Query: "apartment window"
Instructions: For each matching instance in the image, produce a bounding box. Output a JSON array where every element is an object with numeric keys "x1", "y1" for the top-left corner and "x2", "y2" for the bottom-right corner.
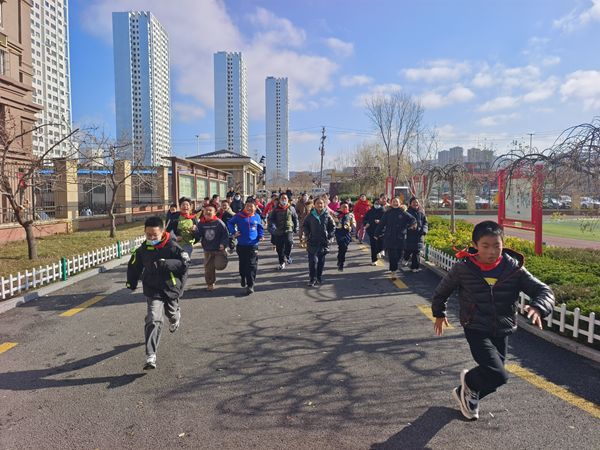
[{"x1": 0, "y1": 49, "x2": 6, "y2": 76}]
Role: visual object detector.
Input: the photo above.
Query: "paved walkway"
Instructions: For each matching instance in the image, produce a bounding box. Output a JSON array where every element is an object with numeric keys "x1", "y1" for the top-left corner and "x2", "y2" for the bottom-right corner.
[{"x1": 1, "y1": 241, "x2": 599, "y2": 449}]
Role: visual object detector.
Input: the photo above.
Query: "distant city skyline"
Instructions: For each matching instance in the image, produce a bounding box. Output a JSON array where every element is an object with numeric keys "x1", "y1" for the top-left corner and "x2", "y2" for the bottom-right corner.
[{"x1": 72, "y1": 1, "x2": 600, "y2": 170}]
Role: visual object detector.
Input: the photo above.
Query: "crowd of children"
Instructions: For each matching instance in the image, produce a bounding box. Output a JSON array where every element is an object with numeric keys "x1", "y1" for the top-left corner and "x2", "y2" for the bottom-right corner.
[{"x1": 126, "y1": 188, "x2": 554, "y2": 422}]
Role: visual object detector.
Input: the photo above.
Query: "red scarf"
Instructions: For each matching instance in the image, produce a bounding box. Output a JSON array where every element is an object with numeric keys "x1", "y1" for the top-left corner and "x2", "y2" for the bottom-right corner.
[
  {"x1": 240, "y1": 211, "x2": 253, "y2": 218},
  {"x1": 180, "y1": 212, "x2": 196, "y2": 220},
  {"x1": 454, "y1": 247, "x2": 503, "y2": 271},
  {"x1": 153, "y1": 232, "x2": 171, "y2": 249},
  {"x1": 200, "y1": 216, "x2": 218, "y2": 223},
  {"x1": 276, "y1": 204, "x2": 290, "y2": 211}
]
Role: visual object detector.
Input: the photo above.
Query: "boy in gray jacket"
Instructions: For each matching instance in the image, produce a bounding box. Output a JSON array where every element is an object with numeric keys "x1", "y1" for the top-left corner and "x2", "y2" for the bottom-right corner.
[{"x1": 196, "y1": 204, "x2": 229, "y2": 291}]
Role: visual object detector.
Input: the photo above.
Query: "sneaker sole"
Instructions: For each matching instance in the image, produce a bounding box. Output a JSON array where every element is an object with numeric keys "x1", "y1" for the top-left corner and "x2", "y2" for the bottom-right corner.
[
  {"x1": 143, "y1": 363, "x2": 156, "y2": 370},
  {"x1": 458, "y1": 370, "x2": 478, "y2": 420}
]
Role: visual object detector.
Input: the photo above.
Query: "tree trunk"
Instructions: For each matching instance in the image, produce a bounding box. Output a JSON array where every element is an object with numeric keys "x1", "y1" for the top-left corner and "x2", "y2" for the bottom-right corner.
[
  {"x1": 24, "y1": 221, "x2": 37, "y2": 259},
  {"x1": 450, "y1": 177, "x2": 456, "y2": 234},
  {"x1": 108, "y1": 194, "x2": 117, "y2": 238}
]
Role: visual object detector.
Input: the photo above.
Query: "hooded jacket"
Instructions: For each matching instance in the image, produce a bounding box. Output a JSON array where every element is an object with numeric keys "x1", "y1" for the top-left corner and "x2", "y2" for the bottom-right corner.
[
  {"x1": 432, "y1": 248, "x2": 555, "y2": 336},
  {"x1": 374, "y1": 207, "x2": 417, "y2": 249},
  {"x1": 335, "y1": 211, "x2": 356, "y2": 245},
  {"x1": 363, "y1": 206, "x2": 385, "y2": 237},
  {"x1": 303, "y1": 209, "x2": 335, "y2": 254},
  {"x1": 165, "y1": 212, "x2": 199, "y2": 245},
  {"x1": 227, "y1": 211, "x2": 264, "y2": 246},
  {"x1": 126, "y1": 232, "x2": 190, "y2": 300},
  {"x1": 268, "y1": 204, "x2": 299, "y2": 235}
]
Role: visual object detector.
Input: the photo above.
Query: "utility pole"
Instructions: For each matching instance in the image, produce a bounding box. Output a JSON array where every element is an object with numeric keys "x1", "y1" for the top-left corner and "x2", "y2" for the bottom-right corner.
[
  {"x1": 319, "y1": 126, "x2": 326, "y2": 188},
  {"x1": 195, "y1": 134, "x2": 201, "y2": 155},
  {"x1": 528, "y1": 133, "x2": 534, "y2": 153}
]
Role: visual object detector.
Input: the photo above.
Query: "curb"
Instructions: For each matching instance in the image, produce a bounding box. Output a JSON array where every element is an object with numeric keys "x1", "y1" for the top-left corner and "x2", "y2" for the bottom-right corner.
[
  {"x1": 0, "y1": 255, "x2": 131, "y2": 316},
  {"x1": 421, "y1": 260, "x2": 600, "y2": 365}
]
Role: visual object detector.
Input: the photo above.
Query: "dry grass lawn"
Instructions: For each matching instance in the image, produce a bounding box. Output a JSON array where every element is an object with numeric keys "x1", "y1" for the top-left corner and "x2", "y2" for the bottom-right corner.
[{"x1": 0, "y1": 222, "x2": 145, "y2": 278}]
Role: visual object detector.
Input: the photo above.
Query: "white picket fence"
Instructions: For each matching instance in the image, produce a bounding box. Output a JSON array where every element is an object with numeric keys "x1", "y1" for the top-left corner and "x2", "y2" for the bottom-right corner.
[
  {"x1": 425, "y1": 244, "x2": 600, "y2": 345},
  {"x1": 0, "y1": 236, "x2": 145, "y2": 301}
]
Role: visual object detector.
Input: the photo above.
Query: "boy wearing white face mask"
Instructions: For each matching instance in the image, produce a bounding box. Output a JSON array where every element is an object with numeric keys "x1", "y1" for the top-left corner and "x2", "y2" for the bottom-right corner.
[
  {"x1": 363, "y1": 196, "x2": 387, "y2": 265},
  {"x1": 126, "y1": 216, "x2": 190, "y2": 370}
]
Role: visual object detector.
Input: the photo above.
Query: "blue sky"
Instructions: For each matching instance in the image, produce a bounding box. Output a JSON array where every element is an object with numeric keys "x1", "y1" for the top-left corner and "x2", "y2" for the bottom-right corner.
[{"x1": 71, "y1": 0, "x2": 600, "y2": 170}]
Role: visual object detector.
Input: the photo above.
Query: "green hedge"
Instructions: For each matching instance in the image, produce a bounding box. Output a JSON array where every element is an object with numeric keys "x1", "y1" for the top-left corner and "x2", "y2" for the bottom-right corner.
[{"x1": 426, "y1": 216, "x2": 600, "y2": 316}]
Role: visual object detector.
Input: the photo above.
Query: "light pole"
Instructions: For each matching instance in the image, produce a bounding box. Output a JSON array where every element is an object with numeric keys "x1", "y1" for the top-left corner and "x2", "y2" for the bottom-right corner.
[{"x1": 195, "y1": 134, "x2": 201, "y2": 155}]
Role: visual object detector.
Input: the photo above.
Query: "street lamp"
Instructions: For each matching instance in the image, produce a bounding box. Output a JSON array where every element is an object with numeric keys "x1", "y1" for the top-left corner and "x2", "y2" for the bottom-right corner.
[{"x1": 195, "y1": 134, "x2": 201, "y2": 156}]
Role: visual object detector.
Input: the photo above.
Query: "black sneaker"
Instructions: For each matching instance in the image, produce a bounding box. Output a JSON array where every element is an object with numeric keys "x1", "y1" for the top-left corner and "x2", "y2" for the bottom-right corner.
[
  {"x1": 241, "y1": 278, "x2": 246, "y2": 288},
  {"x1": 246, "y1": 285, "x2": 254, "y2": 295},
  {"x1": 316, "y1": 278, "x2": 323, "y2": 285},
  {"x1": 307, "y1": 279, "x2": 316, "y2": 287},
  {"x1": 452, "y1": 369, "x2": 479, "y2": 420}
]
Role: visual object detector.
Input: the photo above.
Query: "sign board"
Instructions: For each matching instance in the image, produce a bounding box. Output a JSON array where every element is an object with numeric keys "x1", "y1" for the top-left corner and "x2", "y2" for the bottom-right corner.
[
  {"x1": 498, "y1": 165, "x2": 543, "y2": 255},
  {"x1": 385, "y1": 176, "x2": 394, "y2": 201}
]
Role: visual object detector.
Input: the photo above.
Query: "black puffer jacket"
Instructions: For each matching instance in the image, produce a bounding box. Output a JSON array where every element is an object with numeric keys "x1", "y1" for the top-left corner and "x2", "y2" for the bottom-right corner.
[
  {"x1": 303, "y1": 210, "x2": 335, "y2": 254},
  {"x1": 363, "y1": 206, "x2": 385, "y2": 237},
  {"x1": 432, "y1": 249, "x2": 554, "y2": 336},
  {"x1": 126, "y1": 233, "x2": 190, "y2": 300},
  {"x1": 405, "y1": 207, "x2": 428, "y2": 251},
  {"x1": 374, "y1": 207, "x2": 417, "y2": 249}
]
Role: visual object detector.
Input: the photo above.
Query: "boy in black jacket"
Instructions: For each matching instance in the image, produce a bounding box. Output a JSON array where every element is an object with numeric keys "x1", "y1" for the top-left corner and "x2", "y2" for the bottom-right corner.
[
  {"x1": 432, "y1": 220, "x2": 554, "y2": 420},
  {"x1": 127, "y1": 216, "x2": 190, "y2": 370}
]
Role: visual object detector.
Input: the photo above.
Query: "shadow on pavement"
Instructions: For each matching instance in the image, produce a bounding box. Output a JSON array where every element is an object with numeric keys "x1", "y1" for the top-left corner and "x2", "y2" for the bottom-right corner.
[
  {"x1": 0, "y1": 343, "x2": 145, "y2": 390},
  {"x1": 370, "y1": 406, "x2": 458, "y2": 449}
]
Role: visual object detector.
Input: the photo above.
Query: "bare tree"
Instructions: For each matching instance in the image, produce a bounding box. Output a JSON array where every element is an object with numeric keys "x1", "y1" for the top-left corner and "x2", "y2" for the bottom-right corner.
[
  {"x1": 352, "y1": 142, "x2": 387, "y2": 196},
  {"x1": 0, "y1": 114, "x2": 80, "y2": 259},
  {"x1": 79, "y1": 133, "x2": 144, "y2": 238},
  {"x1": 365, "y1": 92, "x2": 424, "y2": 180},
  {"x1": 423, "y1": 163, "x2": 469, "y2": 233}
]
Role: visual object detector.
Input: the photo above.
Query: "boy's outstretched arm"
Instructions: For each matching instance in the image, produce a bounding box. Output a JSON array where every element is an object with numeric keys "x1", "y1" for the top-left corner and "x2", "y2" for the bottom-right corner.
[
  {"x1": 126, "y1": 247, "x2": 143, "y2": 290},
  {"x1": 520, "y1": 267, "x2": 555, "y2": 329},
  {"x1": 431, "y1": 264, "x2": 460, "y2": 335}
]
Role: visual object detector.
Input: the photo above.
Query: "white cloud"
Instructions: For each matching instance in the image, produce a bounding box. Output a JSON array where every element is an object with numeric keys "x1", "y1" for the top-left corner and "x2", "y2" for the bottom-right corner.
[
  {"x1": 80, "y1": 0, "x2": 339, "y2": 120},
  {"x1": 523, "y1": 77, "x2": 558, "y2": 103},
  {"x1": 340, "y1": 74, "x2": 373, "y2": 87},
  {"x1": 542, "y1": 56, "x2": 561, "y2": 66},
  {"x1": 173, "y1": 102, "x2": 206, "y2": 123},
  {"x1": 560, "y1": 70, "x2": 600, "y2": 110},
  {"x1": 403, "y1": 59, "x2": 470, "y2": 83},
  {"x1": 420, "y1": 85, "x2": 475, "y2": 109},
  {"x1": 324, "y1": 37, "x2": 354, "y2": 57},
  {"x1": 477, "y1": 113, "x2": 519, "y2": 127},
  {"x1": 501, "y1": 65, "x2": 541, "y2": 88},
  {"x1": 478, "y1": 96, "x2": 520, "y2": 112},
  {"x1": 354, "y1": 83, "x2": 402, "y2": 106},
  {"x1": 554, "y1": 0, "x2": 600, "y2": 32}
]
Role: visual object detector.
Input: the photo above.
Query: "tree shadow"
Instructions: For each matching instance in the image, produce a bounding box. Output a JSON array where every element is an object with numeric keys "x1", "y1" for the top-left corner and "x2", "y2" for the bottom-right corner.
[
  {"x1": 370, "y1": 406, "x2": 458, "y2": 450},
  {"x1": 0, "y1": 343, "x2": 145, "y2": 390}
]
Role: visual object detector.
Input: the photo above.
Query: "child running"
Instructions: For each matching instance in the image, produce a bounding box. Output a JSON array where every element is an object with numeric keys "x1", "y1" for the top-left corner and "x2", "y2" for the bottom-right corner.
[
  {"x1": 334, "y1": 202, "x2": 356, "y2": 271},
  {"x1": 432, "y1": 220, "x2": 554, "y2": 420},
  {"x1": 166, "y1": 197, "x2": 198, "y2": 257},
  {"x1": 195, "y1": 205, "x2": 229, "y2": 291},
  {"x1": 303, "y1": 198, "x2": 335, "y2": 286},
  {"x1": 126, "y1": 216, "x2": 190, "y2": 370}
]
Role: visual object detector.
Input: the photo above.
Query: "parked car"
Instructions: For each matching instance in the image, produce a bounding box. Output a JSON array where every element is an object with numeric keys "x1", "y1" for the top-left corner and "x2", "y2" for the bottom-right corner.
[
  {"x1": 581, "y1": 197, "x2": 600, "y2": 209},
  {"x1": 543, "y1": 197, "x2": 566, "y2": 209},
  {"x1": 475, "y1": 196, "x2": 490, "y2": 209}
]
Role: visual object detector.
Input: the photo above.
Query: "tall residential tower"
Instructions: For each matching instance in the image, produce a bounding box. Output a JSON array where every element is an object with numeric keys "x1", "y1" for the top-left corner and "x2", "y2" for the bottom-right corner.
[
  {"x1": 112, "y1": 11, "x2": 171, "y2": 166},
  {"x1": 213, "y1": 51, "x2": 248, "y2": 155},
  {"x1": 265, "y1": 77, "x2": 289, "y2": 184},
  {"x1": 30, "y1": 0, "x2": 72, "y2": 158}
]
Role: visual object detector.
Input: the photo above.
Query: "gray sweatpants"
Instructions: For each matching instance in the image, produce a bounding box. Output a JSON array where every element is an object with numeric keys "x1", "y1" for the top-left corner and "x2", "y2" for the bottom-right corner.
[{"x1": 144, "y1": 297, "x2": 180, "y2": 356}]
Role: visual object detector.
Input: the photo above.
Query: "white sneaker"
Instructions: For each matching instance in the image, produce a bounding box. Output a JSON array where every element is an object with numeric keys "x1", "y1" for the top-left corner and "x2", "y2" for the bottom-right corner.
[
  {"x1": 278, "y1": 262, "x2": 286, "y2": 270},
  {"x1": 144, "y1": 354, "x2": 156, "y2": 370},
  {"x1": 452, "y1": 369, "x2": 479, "y2": 420},
  {"x1": 169, "y1": 318, "x2": 180, "y2": 333},
  {"x1": 412, "y1": 268, "x2": 421, "y2": 273},
  {"x1": 370, "y1": 261, "x2": 378, "y2": 266}
]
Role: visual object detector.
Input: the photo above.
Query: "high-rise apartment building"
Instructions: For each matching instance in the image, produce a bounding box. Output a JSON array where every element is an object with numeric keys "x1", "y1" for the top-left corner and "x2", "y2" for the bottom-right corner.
[
  {"x1": 113, "y1": 11, "x2": 171, "y2": 166},
  {"x1": 29, "y1": 0, "x2": 72, "y2": 158},
  {"x1": 213, "y1": 51, "x2": 248, "y2": 156},
  {"x1": 449, "y1": 146, "x2": 464, "y2": 164},
  {"x1": 265, "y1": 77, "x2": 288, "y2": 184}
]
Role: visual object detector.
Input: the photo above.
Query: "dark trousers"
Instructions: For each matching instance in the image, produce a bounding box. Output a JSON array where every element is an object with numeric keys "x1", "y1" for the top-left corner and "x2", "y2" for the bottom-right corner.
[
  {"x1": 464, "y1": 328, "x2": 509, "y2": 399},
  {"x1": 386, "y1": 247, "x2": 404, "y2": 271},
  {"x1": 404, "y1": 248, "x2": 421, "y2": 269},
  {"x1": 308, "y1": 249, "x2": 326, "y2": 281},
  {"x1": 337, "y1": 241, "x2": 349, "y2": 267},
  {"x1": 236, "y1": 245, "x2": 259, "y2": 287},
  {"x1": 144, "y1": 297, "x2": 179, "y2": 356},
  {"x1": 275, "y1": 232, "x2": 293, "y2": 264},
  {"x1": 368, "y1": 234, "x2": 382, "y2": 262}
]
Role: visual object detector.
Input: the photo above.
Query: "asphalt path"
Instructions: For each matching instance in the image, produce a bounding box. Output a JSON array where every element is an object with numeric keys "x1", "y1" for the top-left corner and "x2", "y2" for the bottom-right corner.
[{"x1": 1, "y1": 239, "x2": 599, "y2": 449}]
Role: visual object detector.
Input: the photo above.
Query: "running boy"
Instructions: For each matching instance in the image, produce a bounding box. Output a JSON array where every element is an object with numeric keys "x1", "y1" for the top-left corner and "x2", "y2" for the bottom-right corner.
[
  {"x1": 334, "y1": 202, "x2": 356, "y2": 271},
  {"x1": 196, "y1": 205, "x2": 229, "y2": 291},
  {"x1": 127, "y1": 216, "x2": 190, "y2": 370},
  {"x1": 166, "y1": 196, "x2": 198, "y2": 256},
  {"x1": 432, "y1": 220, "x2": 554, "y2": 420}
]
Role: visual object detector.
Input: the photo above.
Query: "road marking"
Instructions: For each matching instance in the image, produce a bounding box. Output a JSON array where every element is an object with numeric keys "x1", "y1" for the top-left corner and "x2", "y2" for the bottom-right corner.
[
  {"x1": 387, "y1": 274, "x2": 408, "y2": 289},
  {"x1": 417, "y1": 305, "x2": 455, "y2": 328},
  {"x1": 0, "y1": 342, "x2": 18, "y2": 354},
  {"x1": 506, "y1": 363, "x2": 600, "y2": 419},
  {"x1": 60, "y1": 295, "x2": 106, "y2": 317}
]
